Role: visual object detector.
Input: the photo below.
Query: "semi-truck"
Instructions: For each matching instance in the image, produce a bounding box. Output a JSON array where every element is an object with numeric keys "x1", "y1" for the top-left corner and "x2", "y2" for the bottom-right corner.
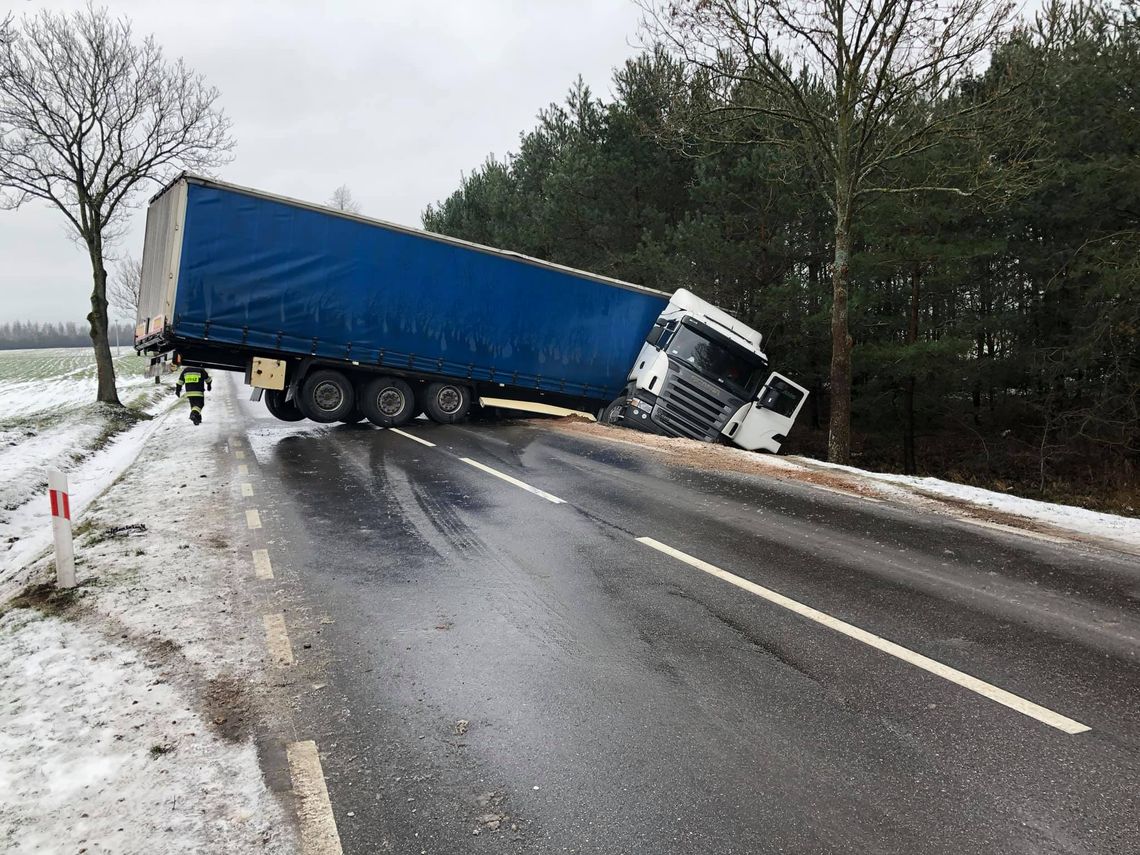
[{"x1": 134, "y1": 174, "x2": 807, "y2": 452}]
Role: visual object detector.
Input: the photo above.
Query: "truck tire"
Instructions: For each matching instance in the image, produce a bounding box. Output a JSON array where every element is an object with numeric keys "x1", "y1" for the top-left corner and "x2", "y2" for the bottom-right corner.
[
  {"x1": 422, "y1": 381, "x2": 471, "y2": 424},
  {"x1": 360, "y1": 376, "x2": 416, "y2": 427},
  {"x1": 298, "y1": 369, "x2": 355, "y2": 423},
  {"x1": 601, "y1": 397, "x2": 626, "y2": 425},
  {"x1": 265, "y1": 389, "x2": 306, "y2": 422}
]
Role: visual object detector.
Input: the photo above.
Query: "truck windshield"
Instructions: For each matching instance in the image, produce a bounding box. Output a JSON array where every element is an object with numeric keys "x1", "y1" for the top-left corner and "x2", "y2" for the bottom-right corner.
[{"x1": 665, "y1": 325, "x2": 767, "y2": 397}]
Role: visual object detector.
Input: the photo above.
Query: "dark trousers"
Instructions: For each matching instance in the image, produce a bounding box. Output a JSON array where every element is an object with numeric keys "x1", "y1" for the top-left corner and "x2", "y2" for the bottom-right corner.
[{"x1": 187, "y1": 394, "x2": 205, "y2": 420}]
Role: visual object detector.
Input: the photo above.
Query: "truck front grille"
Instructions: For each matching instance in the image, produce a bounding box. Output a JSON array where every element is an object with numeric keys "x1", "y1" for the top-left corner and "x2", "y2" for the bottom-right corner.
[{"x1": 653, "y1": 367, "x2": 741, "y2": 442}]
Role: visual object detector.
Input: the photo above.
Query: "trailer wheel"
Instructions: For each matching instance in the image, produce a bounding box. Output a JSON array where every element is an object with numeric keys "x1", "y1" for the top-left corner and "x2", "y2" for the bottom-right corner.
[
  {"x1": 360, "y1": 376, "x2": 416, "y2": 427},
  {"x1": 265, "y1": 389, "x2": 306, "y2": 422},
  {"x1": 298, "y1": 369, "x2": 356, "y2": 423},
  {"x1": 422, "y1": 382, "x2": 471, "y2": 424}
]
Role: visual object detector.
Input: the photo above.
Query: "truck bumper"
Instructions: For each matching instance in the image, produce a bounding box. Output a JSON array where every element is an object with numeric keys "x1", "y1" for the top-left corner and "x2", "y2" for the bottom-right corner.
[{"x1": 619, "y1": 392, "x2": 670, "y2": 436}]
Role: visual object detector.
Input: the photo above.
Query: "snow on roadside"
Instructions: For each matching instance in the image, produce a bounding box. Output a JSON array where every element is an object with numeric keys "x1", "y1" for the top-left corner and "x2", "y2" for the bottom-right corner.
[
  {"x1": 0, "y1": 609, "x2": 287, "y2": 855},
  {"x1": 1, "y1": 380, "x2": 299, "y2": 854},
  {"x1": 1, "y1": 348, "x2": 174, "y2": 587},
  {"x1": 798, "y1": 457, "x2": 1140, "y2": 546},
  {"x1": 1, "y1": 407, "x2": 175, "y2": 599}
]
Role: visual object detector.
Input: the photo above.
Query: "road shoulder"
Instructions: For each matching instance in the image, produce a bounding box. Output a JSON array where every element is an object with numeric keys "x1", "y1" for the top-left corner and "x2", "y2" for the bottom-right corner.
[{"x1": 533, "y1": 417, "x2": 1140, "y2": 555}]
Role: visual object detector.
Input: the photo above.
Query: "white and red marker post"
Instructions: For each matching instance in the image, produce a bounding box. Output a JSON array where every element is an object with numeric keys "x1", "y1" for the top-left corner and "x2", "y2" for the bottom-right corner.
[{"x1": 48, "y1": 469, "x2": 76, "y2": 588}]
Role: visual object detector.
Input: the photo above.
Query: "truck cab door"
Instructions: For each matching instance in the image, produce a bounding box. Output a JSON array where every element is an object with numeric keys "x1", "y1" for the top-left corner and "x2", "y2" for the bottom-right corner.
[{"x1": 723, "y1": 372, "x2": 809, "y2": 453}]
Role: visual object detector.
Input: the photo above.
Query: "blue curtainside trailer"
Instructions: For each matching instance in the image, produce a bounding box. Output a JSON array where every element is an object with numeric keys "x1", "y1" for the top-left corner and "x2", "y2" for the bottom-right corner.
[
  {"x1": 135, "y1": 174, "x2": 670, "y2": 424},
  {"x1": 136, "y1": 174, "x2": 805, "y2": 450}
]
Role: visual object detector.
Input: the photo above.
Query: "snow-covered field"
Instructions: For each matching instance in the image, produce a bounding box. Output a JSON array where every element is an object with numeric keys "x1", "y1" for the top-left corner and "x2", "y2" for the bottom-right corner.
[{"x1": 0, "y1": 348, "x2": 173, "y2": 584}]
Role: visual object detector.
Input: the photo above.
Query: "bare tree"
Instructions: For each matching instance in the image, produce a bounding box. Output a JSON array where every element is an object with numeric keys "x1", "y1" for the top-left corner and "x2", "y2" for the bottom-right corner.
[
  {"x1": 0, "y1": 5, "x2": 233, "y2": 406},
  {"x1": 328, "y1": 184, "x2": 361, "y2": 214},
  {"x1": 109, "y1": 255, "x2": 143, "y2": 321},
  {"x1": 640, "y1": 0, "x2": 1024, "y2": 463}
]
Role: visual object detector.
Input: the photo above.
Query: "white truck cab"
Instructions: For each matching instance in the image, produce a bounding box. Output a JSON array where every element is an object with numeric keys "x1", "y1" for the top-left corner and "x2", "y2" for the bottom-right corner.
[{"x1": 615, "y1": 289, "x2": 808, "y2": 453}]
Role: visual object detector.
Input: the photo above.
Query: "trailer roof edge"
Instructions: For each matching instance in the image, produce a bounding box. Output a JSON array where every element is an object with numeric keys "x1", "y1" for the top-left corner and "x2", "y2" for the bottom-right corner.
[{"x1": 159, "y1": 173, "x2": 671, "y2": 299}]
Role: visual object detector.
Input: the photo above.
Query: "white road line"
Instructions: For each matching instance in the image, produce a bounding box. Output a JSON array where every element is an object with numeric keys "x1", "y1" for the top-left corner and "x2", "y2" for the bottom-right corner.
[
  {"x1": 390, "y1": 427, "x2": 435, "y2": 447},
  {"x1": 252, "y1": 549, "x2": 274, "y2": 580},
  {"x1": 241, "y1": 482, "x2": 254, "y2": 497},
  {"x1": 234, "y1": 450, "x2": 245, "y2": 459},
  {"x1": 286, "y1": 741, "x2": 344, "y2": 855},
  {"x1": 246, "y1": 509, "x2": 262, "y2": 530},
  {"x1": 636, "y1": 536, "x2": 1090, "y2": 735},
  {"x1": 238, "y1": 463, "x2": 249, "y2": 476},
  {"x1": 263, "y1": 613, "x2": 295, "y2": 666},
  {"x1": 460, "y1": 457, "x2": 565, "y2": 504}
]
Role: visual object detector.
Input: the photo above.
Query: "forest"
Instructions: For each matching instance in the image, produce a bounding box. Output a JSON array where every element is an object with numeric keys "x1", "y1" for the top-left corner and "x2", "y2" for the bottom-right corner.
[
  {"x1": 0, "y1": 321, "x2": 136, "y2": 351},
  {"x1": 422, "y1": 1, "x2": 1139, "y2": 514}
]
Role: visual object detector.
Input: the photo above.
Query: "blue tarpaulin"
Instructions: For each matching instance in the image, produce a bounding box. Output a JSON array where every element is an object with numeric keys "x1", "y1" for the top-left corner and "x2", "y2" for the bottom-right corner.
[{"x1": 172, "y1": 181, "x2": 668, "y2": 401}]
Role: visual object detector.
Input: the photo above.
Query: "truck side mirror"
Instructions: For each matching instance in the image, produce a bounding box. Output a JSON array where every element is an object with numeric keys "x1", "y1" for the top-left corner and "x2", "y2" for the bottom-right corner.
[{"x1": 645, "y1": 323, "x2": 666, "y2": 347}]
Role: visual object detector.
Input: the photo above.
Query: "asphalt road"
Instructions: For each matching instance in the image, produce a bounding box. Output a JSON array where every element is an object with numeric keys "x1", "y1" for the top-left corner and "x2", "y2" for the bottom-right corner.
[{"x1": 220, "y1": 378, "x2": 1140, "y2": 855}]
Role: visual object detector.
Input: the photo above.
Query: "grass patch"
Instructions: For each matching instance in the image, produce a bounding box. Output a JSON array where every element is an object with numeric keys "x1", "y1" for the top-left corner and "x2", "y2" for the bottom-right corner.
[
  {"x1": 4, "y1": 581, "x2": 85, "y2": 617},
  {"x1": 77, "y1": 521, "x2": 147, "y2": 547},
  {"x1": 149, "y1": 743, "x2": 175, "y2": 758},
  {"x1": 89, "y1": 403, "x2": 153, "y2": 453}
]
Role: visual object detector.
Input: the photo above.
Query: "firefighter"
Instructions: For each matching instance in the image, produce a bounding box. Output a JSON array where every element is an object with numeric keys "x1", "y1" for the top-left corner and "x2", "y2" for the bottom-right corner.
[{"x1": 175, "y1": 364, "x2": 212, "y2": 425}]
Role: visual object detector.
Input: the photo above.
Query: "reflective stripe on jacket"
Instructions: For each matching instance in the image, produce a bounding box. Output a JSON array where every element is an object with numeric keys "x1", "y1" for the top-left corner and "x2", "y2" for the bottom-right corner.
[{"x1": 177, "y1": 367, "x2": 211, "y2": 395}]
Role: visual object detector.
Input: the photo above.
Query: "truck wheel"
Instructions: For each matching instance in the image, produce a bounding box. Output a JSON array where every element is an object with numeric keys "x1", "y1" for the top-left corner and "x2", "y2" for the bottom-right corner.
[
  {"x1": 265, "y1": 389, "x2": 306, "y2": 422},
  {"x1": 298, "y1": 369, "x2": 355, "y2": 423},
  {"x1": 422, "y1": 382, "x2": 471, "y2": 423},
  {"x1": 601, "y1": 397, "x2": 626, "y2": 425},
  {"x1": 360, "y1": 376, "x2": 416, "y2": 427}
]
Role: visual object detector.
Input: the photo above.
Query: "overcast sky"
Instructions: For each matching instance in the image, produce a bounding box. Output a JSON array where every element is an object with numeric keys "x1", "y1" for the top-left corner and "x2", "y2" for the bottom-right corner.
[{"x1": 0, "y1": 0, "x2": 645, "y2": 322}]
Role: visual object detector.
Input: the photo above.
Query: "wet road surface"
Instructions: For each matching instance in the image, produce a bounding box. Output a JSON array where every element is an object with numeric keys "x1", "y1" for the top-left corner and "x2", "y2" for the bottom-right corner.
[{"x1": 222, "y1": 378, "x2": 1140, "y2": 855}]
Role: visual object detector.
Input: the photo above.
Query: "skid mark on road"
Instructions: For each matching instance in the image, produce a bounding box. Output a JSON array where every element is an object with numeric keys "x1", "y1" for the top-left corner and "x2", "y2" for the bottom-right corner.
[{"x1": 638, "y1": 536, "x2": 1091, "y2": 735}]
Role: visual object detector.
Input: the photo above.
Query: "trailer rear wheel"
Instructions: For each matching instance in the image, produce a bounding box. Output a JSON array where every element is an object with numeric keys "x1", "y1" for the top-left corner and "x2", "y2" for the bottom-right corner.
[
  {"x1": 265, "y1": 389, "x2": 306, "y2": 422},
  {"x1": 298, "y1": 369, "x2": 355, "y2": 423},
  {"x1": 360, "y1": 376, "x2": 416, "y2": 427},
  {"x1": 422, "y1": 382, "x2": 471, "y2": 423}
]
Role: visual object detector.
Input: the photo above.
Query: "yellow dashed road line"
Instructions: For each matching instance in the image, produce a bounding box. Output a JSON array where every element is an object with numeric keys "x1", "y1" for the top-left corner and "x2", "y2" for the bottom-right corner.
[{"x1": 287, "y1": 741, "x2": 344, "y2": 855}]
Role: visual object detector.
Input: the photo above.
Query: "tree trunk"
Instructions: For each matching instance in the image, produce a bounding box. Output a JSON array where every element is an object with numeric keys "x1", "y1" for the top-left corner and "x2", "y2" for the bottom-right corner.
[
  {"x1": 827, "y1": 204, "x2": 853, "y2": 465},
  {"x1": 902, "y1": 266, "x2": 920, "y2": 475},
  {"x1": 87, "y1": 236, "x2": 122, "y2": 407}
]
